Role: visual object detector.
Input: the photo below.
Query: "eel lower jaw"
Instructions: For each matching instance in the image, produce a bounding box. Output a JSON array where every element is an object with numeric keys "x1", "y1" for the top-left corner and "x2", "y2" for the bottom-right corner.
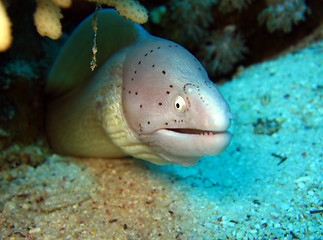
[{"x1": 139, "y1": 128, "x2": 232, "y2": 166}]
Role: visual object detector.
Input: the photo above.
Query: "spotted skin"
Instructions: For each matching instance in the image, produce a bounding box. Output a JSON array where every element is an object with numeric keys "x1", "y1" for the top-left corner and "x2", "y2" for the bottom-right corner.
[{"x1": 121, "y1": 36, "x2": 233, "y2": 165}]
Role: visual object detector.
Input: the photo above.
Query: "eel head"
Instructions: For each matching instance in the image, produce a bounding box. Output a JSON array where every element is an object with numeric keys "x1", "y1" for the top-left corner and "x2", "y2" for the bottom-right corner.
[{"x1": 122, "y1": 37, "x2": 233, "y2": 166}]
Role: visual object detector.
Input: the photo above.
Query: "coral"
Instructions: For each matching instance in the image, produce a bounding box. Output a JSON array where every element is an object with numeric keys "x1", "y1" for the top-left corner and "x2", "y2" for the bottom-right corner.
[
  {"x1": 217, "y1": 0, "x2": 252, "y2": 13},
  {"x1": 152, "y1": 0, "x2": 319, "y2": 79},
  {"x1": 94, "y1": 0, "x2": 148, "y2": 24},
  {"x1": 169, "y1": 0, "x2": 216, "y2": 43},
  {"x1": 199, "y1": 25, "x2": 248, "y2": 75},
  {"x1": 258, "y1": 0, "x2": 310, "y2": 33},
  {"x1": 0, "y1": 0, "x2": 12, "y2": 52},
  {"x1": 53, "y1": 0, "x2": 72, "y2": 8},
  {"x1": 166, "y1": 0, "x2": 249, "y2": 75},
  {"x1": 0, "y1": 0, "x2": 148, "y2": 51},
  {"x1": 34, "y1": 0, "x2": 64, "y2": 40},
  {"x1": 34, "y1": 0, "x2": 148, "y2": 39}
]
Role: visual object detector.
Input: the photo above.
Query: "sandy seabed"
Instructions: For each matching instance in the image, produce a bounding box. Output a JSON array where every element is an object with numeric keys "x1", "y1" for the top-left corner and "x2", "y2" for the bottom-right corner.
[{"x1": 0, "y1": 41, "x2": 322, "y2": 239}]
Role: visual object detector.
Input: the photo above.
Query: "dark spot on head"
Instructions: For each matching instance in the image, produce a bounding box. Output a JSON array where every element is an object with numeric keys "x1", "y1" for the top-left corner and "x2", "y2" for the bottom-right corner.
[
  {"x1": 138, "y1": 61, "x2": 141, "y2": 64},
  {"x1": 170, "y1": 85, "x2": 173, "y2": 88},
  {"x1": 135, "y1": 92, "x2": 138, "y2": 95},
  {"x1": 157, "y1": 46, "x2": 161, "y2": 49},
  {"x1": 186, "y1": 97, "x2": 191, "y2": 107},
  {"x1": 162, "y1": 70, "x2": 166, "y2": 75},
  {"x1": 166, "y1": 91, "x2": 170, "y2": 94},
  {"x1": 165, "y1": 122, "x2": 168, "y2": 125},
  {"x1": 134, "y1": 71, "x2": 137, "y2": 74},
  {"x1": 174, "y1": 120, "x2": 177, "y2": 123},
  {"x1": 152, "y1": 64, "x2": 155, "y2": 67},
  {"x1": 144, "y1": 53, "x2": 148, "y2": 56},
  {"x1": 140, "y1": 104, "x2": 143, "y2": 108},
  {"x1": 176, "y1": 103, "x2": 180, "y2": 109},
  {"x1": 148, "y1": 121, "x2": 150, "y2": 124},
  {"x1": 131, "y1": 78, "x2": 133, "y2": 81},
  {"x1": 150, "y1": 50, "x2": 153, "y2": 52},
  {"x1": 128, "y1": 91, "x2": 131, "y2": 94},
  {"x1": 159, "y1": 102, "x2": 163, "y2": 106},
  {"x1": 168, "y1": 45, "x2": 172, "y2": 48}
]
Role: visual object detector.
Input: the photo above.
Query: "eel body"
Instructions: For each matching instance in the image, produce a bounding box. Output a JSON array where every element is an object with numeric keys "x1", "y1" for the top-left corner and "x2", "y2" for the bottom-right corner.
[{"x1": 46, "y1": 9, "x2": 233, "y2": 166}]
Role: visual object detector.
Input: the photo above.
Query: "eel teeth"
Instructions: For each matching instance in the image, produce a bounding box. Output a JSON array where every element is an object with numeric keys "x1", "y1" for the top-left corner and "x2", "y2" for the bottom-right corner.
[{"x1": 200, "y1": 131, "x2": 215, "y2": 136}]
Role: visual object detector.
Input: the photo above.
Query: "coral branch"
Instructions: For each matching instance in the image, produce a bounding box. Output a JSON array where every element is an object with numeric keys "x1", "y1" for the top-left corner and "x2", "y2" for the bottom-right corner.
[
  {"x1": 169, "y1": 0, "x2": 216, "y2": 43},
  {"x1": 34, "y1": 0, "x2": 63, "y2": 40},
  {"x1": 217, "y1": 0, "x2": 253, "y2": 13},
  {"x1": 258, "y1": 0, "x2": 310, "y2": 33},
  {"x1": 89, "y1": 0, "x2": 148, "y2": 24},
  {"x1": 0, "y1": 0, "x2": 12, "y2": 52},
  {"x1": 199, "y1": 26, "x2": 248, "y2": 75}
]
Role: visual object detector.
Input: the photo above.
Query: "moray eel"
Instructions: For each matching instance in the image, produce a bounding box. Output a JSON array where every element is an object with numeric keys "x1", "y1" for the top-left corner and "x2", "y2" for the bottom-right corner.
[{"x1": 46, "y1": 9, "x2": 233, "y2": 166}]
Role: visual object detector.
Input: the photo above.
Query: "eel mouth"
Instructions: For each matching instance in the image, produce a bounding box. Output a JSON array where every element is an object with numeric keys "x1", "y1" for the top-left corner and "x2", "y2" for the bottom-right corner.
[
  {"x1": 143, "y1": 128, "x2": 232, "y2": 158},
  {"x1": 165, "y1": 128, "x2": 226, "y2": 136},
  {"x1": 138, "y1": 127, "x2": 232, "y2": 166}
]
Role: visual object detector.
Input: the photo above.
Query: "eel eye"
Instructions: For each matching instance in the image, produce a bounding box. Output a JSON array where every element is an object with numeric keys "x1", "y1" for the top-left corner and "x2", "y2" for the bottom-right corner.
[{"x1": 174, "y1": 96, "x2": 186, "y2": 112}]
